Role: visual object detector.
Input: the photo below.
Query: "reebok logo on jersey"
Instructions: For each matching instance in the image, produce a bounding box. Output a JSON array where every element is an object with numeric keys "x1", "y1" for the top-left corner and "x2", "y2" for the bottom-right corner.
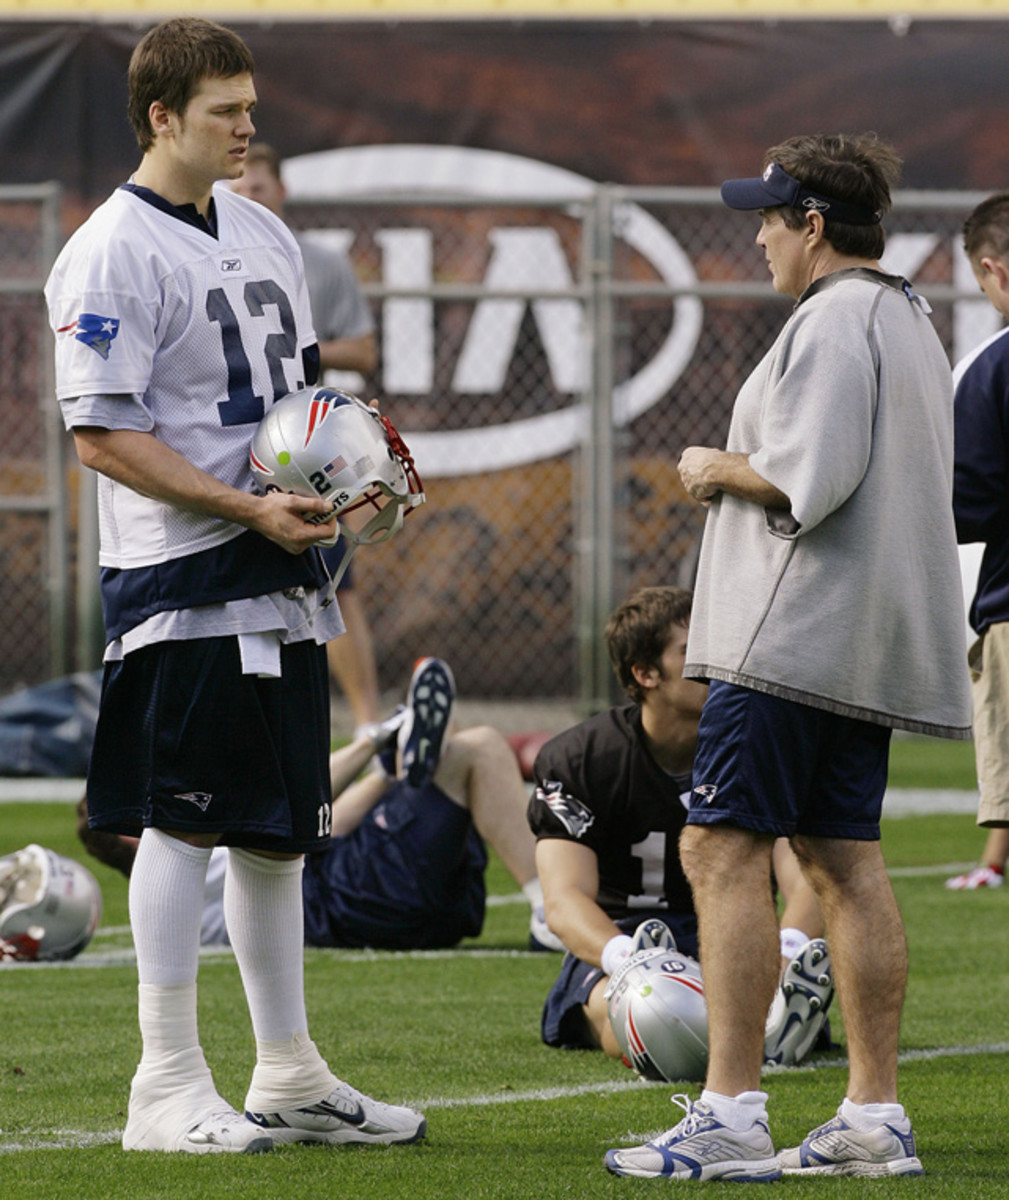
[
  {"x1": 536, "y1": 780, "x2": 595, "y2": 838},
  {"x1": 175, "y1": 791, "x2": 214, "y2": 812},
  {"x1": 692, "y1": 783, "x2": 718, "y2": 805},
  {"x1": 220, "y1": 258, "x2": 243, "y2": 272},
  {"x1": 59, "y1": 313, "x2": 120, "y2": 360}
]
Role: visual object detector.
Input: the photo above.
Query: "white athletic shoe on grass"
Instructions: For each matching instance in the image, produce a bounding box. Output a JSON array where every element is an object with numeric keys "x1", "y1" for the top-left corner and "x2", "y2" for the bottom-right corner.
[
  {"x1": 246, "y1": 1079, "x2": 426, "y2": 1146},
  {"x1": 603, "y1": 1094, "x2": 781, "y2": 1181},
  {"x1": 779, "y1": 1107, "x2": 924, "y2": 1176},
  {"x1": 764, "y1": 937, "x2": 834, "y2": 1066},
  {"x1": 124, "y1": 1095, "x2": 272, "y2": 1154}
]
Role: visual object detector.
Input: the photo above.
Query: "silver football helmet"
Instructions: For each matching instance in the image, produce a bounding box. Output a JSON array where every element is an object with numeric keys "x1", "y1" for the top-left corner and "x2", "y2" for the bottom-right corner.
[
  {"x1": 0, "y1": 843, "x2": 102, "y2": 962},
  {"x1": 249, "y1": 387, "x2": 425, "y2": 584},
  {"x1": 605, "y1": 947, "x2": 709, "y2": 1082}
]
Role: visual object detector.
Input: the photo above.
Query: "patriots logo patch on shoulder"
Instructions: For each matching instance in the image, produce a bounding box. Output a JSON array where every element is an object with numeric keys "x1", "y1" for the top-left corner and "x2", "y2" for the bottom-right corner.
[
  {"x1": 60, "y1": 313, "x2": 121, "y2": 360},
  {"x1": 536, "y1": 780, "x2": 595, "y2": 838}
]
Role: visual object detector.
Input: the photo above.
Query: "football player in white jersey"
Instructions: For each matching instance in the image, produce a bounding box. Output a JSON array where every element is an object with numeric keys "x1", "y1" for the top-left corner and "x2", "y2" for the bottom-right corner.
[{"x1": 44, "y1": 17, "x2": 424, "y2": 1155}]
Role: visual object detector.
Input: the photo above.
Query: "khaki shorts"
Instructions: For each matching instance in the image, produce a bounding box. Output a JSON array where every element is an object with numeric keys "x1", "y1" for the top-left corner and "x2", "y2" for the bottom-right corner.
[{"x1": 969, "y1": 622, "x2": 1009, "y2": 826}]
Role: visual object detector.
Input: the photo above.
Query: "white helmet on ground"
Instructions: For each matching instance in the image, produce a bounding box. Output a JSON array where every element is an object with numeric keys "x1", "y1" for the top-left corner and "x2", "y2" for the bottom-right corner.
[
  {"x1": 0, "y1": 844, "x2": 102, "y2": 962},
  {"x1": 605, "y1": 947, "x2": 709, "y2": 1082},
  {"x1": 249, "y1": 387, "x2": 425, "y2": 583}
]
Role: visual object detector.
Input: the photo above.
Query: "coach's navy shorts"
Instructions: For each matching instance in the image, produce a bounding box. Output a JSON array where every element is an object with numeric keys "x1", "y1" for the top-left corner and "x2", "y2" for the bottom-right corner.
[
  {"x1": 687, "y1": 680, "x2": 891, "y2": 840},
  {"x1": 541, "y1": 912, "x2": 699, "y2": 1049},
  {"x1": 86, "y1": 636, "x2": 332, "y2": 854},
  {"x1": 320, "y1": 535, "x2": 354, "y2": 591},
  {"x1": 301, "y1": 779, "x2": 488, "y2": 949}
]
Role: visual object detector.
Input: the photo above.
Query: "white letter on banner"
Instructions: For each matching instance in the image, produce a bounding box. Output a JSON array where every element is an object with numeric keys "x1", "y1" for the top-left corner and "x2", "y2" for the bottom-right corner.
[
  {"x1": 453, "y1": 228, "x2": 587, "y2": 394},
  {"x1": 376, "y1": 228, "x2": 434, "y2": 393}
]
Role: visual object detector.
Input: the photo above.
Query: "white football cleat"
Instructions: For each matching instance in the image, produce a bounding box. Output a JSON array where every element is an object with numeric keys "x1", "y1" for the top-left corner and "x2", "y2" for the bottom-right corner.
[
  {"x1": 246, "y1": 1079, "x2": 426, "y2": 1146},
  {"x1": 630, "y1": 917, "x2": 677, "y2": 955},
  {"x1": 397, "y1": 657, "x2": 455, "y2": 787},
  {"x1": 764, "y1": 937, "x2": 834, "y2": 1066},
  {"x1": 123, "y1": 1053, "x2": 273, "y2": 1154},
  {"x1": 125, "y1": 1100, "x2": 272, "y2": 1154}
]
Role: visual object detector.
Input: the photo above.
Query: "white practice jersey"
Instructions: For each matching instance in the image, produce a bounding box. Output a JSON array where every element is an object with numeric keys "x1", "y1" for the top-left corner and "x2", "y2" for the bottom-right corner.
[{"x1": 45, "y1": 183, "x2": 317, "y2": 571}]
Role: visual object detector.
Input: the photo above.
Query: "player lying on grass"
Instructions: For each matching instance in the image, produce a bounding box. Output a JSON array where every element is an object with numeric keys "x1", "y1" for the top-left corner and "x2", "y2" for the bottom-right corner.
[
  {"x1": 79, "y1": 656, "x2": 563, "y2": 954},
  {"x1": 528, "y1": 586, "x2": 834, "y2": 1079}
]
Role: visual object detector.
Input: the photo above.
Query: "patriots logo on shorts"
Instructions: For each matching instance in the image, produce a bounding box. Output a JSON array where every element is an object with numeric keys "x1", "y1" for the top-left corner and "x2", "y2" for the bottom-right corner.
[
  {"x1": 175, "y1": 791, "x2": 214, "y2": 812},
  {"x1": 60, "y1": 313, "x2": 121, "y2": 360},
  {"x1": 536, "y1": 780, "x2": 595, "y2": 838}
]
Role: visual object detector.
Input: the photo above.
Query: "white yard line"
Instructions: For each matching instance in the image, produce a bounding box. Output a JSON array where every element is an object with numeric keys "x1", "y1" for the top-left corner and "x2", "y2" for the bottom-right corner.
[{"x1": 2, "y1": 1041, "x2": 1006, "y2": 1153}]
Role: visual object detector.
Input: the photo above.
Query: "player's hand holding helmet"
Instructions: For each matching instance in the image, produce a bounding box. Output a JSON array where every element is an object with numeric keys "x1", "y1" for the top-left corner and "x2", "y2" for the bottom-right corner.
[{"x1": 249, "y1": 387, "x2": 424, "y2": 582}]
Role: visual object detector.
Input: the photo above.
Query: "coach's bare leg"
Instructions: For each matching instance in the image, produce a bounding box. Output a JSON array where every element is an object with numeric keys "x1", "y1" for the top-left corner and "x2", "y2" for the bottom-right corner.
[
  {"x1": 434, "y1": 724, "x2": 539, "y2": 887},
  {"x1": 680, "y1": 825, "x2": 779, "y2": 1096},
  {"x1": 791, "y1": 835, "x2": 904, "y2": 1104}
]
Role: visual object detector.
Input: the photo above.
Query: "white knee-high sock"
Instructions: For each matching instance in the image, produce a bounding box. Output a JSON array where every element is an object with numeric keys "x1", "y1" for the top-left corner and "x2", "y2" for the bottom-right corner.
[
  {"x1": 225, "y1": 849, "x2": 336, "y2": 1110},
  {"x1": 129, "y1": 827, "x2": 213, "y2": 987},
  {"x1": 126, "y1": 829, "x2": 218, "y2": 1111},
  {"x1": 224, "y1": 849, "x2": 308, "y2": 1040}
]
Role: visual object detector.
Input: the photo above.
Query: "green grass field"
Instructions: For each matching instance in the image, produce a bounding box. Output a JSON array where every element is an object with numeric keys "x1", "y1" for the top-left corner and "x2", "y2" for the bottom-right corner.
[{"x1": 1, "y1": 737, "x2": 1006, "y2": 1198}]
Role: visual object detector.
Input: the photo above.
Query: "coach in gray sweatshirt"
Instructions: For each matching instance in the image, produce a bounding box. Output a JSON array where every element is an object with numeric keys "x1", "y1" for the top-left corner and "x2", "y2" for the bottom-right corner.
[{"x1": 604, "y1": 133, "x2": 971, "y2": 1184}]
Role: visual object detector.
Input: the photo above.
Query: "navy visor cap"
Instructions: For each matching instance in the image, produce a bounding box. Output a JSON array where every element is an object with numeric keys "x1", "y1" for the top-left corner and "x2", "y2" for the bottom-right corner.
[{"x1": 720, "y1": 162, "x2": 882, "y2": 226}]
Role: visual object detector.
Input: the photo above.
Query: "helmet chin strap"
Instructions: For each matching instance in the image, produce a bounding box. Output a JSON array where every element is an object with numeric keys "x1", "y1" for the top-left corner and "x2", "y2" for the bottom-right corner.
[{"x1": 312, "y1": 491, "x2": 421, "y2": 618}]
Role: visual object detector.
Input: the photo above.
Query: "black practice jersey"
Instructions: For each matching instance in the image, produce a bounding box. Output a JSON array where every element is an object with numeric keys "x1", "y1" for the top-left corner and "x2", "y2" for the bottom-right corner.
[{"x1": 527, "y1": 704, "x2": 694, "y2": 921}]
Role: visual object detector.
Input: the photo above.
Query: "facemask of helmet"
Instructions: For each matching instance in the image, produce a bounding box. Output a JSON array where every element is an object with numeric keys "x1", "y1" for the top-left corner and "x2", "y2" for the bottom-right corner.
[
  {"x1": 0, "y1": 844, "x2": 102, "y2": 962},
  {"x1": 249, "y1": 387, "x2": 425, "y2": 585}
]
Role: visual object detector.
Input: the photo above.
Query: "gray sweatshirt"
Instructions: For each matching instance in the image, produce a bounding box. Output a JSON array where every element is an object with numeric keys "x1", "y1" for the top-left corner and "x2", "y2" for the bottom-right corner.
[{"x1": 685, "y1": 269, "x2": 972, "y2": 739}]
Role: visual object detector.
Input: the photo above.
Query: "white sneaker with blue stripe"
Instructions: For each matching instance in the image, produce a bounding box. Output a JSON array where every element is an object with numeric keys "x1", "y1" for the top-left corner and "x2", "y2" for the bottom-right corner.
[
  {"x1": 778, "y1": 1107, "x2": 923, "y2": 1176},
  {"x1": 604, "y1": 1094, "x2": 782, "y2": 1181}
]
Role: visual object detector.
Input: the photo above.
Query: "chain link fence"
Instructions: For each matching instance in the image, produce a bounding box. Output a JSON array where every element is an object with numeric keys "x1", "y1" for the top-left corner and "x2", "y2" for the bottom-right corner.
[
  {"x1": 0, "y1": 184, "x2": 66, "y2": 697},
  {"x1": 285, "y1": 186, "x2": 995, "y2": 710},
  {"x1": 3, "y1": 184, "x2": 995, "y2": 708}
]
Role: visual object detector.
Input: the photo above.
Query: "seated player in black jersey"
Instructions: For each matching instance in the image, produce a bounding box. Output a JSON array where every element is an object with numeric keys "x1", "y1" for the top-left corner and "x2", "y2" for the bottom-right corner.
[
  {"x1": 78, "y1": 657, "x2": 562, "y2": 953},
  {"x1": 527, "y1": 586, "x2": 833, "y2": 1070}
]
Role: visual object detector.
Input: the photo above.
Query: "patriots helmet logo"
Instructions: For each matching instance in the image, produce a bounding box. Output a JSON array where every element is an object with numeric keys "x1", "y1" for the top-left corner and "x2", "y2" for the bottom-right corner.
[
  {"x1": 66, "y1": 313, "x2": 121, "y2": 360},
  {"x1": 302, "y1": 387, "x2": 355, "y2": 448},
  {"x1": 536, "y1": 780, "x2": 595, "y2": 838}
]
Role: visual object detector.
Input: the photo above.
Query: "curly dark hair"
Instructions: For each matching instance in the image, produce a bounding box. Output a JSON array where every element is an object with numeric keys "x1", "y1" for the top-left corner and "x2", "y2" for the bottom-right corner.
[{"x1": 606, "y1": 586, "x2": 693, "y2": 704}]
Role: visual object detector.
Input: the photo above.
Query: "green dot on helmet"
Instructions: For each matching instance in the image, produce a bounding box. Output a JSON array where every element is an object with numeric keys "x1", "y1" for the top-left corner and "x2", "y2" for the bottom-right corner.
[{"x1": 277, "y1": 451, "x2": 291, "y2": 465}]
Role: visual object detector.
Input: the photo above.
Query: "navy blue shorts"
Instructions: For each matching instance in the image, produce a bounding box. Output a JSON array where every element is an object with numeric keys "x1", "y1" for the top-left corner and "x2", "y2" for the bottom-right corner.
[
  {"x1": 320, "y1": 534, "x2": 354, "y2": 591},
  {"x1": 687, "y1": 681, "x2": 892, "y2": 840},
  {"x1": 301, "y1": 779, "x2": 488, "y2": 949},
  {"x1": 86, "y1": 636, "x2": 332, "y2": 854},
  {"x1": 541, "y1": 912, "x2": 699, "y2": 1049}
]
